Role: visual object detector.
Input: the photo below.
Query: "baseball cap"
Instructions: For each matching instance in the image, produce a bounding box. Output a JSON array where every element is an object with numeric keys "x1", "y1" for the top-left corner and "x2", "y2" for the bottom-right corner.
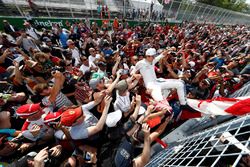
[
  {"x1": 6, "y1": 66, "x2": 16, "y2": 78},
  {"x1": 25, "y1": 60, "x2": 38, "y2": 68},
  {"x1": 16, "y1": 103, "x2": 41, "y2": 118},
  {"x1": 188, "y1": 61, "x2": 196, "y2": 67},
  {"x1": 60, "y1": 107, "x2": 82, "y2": 126},
  {"x1": 115, "y1": 80, "x2": 128, "y2": 93},
  {"x1": 42, "y1": 111, "x2": 62, "y2": 125},
  {"x1": 98, "y1": 61, "x2": 107, "y2": 67},
  {"x1": 89, "y1": 72, "x2": 105, "y2": 89},
  {"x1": 89, "y1": 78, "x2": 102, "y2": 90},
  {"x1": 203, "y1": 78, "x2": 212, "y2": 86},
  {"x1": 138, "y1": 106, "x2": 146, "y2": 115},
  {"x1": 91, "y1": 72, "x2": 105, "y2": 79},
  {"x1": 207, "y1": 71, "x2": 219, "y2": 79},
  {"x1": 106, "y1": 110, "x2": 122, "y2": 127},
  {"x1": 43, "y1": 37, "x2": 51, "y2": 43},
  {"x1": 145, "y1": 48, "x2": 157, "y2": 57}
]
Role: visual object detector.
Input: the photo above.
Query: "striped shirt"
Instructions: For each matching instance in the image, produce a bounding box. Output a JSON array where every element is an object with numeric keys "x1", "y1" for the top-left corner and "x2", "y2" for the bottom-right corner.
[{"x1": 42, "y1": 91, "x2": 73, "y2": 111}]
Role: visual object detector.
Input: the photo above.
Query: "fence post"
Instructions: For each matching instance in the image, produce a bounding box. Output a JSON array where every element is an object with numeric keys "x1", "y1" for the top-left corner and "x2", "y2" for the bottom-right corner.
[
  {"x1": 217, "y1": 10, "x2": 227, "y2": 24},
  {"x1": 213, "y1": 9, "x2": 223, "y2": 23},
  {"x1": 13, "y1": 0, "x2": 24, "y2": 17},
  {"x1": 200, "y1": 5, "x2": 208, "y2": 23},
  {"x1": 203, "y1": 7, "x2": 213, "y2": 23},
  {"x1": 187, "y1": 3, "x2": 195, "y2": 21},
  {"x1": 219, "y1": 11, "x2": 229, "y2": 24},
  {"x1": 44, "y1": 0, "x2": 51, "y2": 17},
  {"x1": 223, "y1": 12, "x2": 231, "y2": 22},
  {"x1": 68, "y1": 0, "x2": 74, "y2": 17},
  {"x1": 167, "y1": 0, "x2": 174, "y2": 19},
  {"x1": 174, "y1": 1, "x2": 183, "y2": 20},
  {"x1": 123, "y1": 0, "x2": 126, "y2": 18},
  {"x1": 181, "y1": 2, "x2": 190, "y2": 21},
  {"x1": 209, "y1": 8, "x2": 217, "y2": 24},
  {"x1": 194, "y1": 5, "x2": 202, "y2": 23}
]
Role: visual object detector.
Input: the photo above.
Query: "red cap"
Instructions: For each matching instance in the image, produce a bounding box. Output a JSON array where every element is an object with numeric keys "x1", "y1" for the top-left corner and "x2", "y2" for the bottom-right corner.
[
  {"x1": 16, "y1": 103, "x2": 41, "y2": 118},
  {"x1": 43, "y1": 111, "x2": 62, "y2": 124},
  {"x1": 208, "y1": 71, "x2": 218, "y2": 79},
  {"x1": 60, "y1": 107, "x2": 82, "y2": 126}
]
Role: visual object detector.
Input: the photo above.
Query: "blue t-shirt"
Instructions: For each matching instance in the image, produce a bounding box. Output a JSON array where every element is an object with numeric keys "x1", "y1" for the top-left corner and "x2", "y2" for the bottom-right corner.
[
  {"x1": 59, "y1": 32, "x2": 69, "y2": 48},
  {"x1": 211, "y1": 57, "x2": 225, "y2": 69},
  {"x1": 0, "y1": 129, "x2": 16, "y2": 140},
  {"x1": 102, "y1": 49, "x2": 113, "y2": 55}
]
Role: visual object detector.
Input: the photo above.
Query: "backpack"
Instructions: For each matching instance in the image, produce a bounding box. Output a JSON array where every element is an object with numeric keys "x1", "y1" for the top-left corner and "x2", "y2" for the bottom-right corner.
[{"x1": 98, "y1": 140, "x2": 120, "y2": 167}]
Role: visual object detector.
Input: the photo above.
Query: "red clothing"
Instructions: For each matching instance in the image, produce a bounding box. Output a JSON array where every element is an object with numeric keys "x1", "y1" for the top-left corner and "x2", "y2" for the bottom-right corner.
[
  {"x1": 113, "y1": 19, "x2": 119, "y2": 29},
  {"x1": 50, "y1": 56, "x2": 61, "y2": 65},
  {"x1": 0, "y1": 66, "x2": 6, "y2": 73}
]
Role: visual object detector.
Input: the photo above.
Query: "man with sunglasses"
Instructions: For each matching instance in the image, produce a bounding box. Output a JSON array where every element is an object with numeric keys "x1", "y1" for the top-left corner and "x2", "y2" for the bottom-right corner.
[{"x1": 88, "y1": 47, "x2": 101, "y2": 68}]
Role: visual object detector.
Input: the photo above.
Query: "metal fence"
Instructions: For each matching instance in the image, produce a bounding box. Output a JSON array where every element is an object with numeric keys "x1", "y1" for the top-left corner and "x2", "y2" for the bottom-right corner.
[
  {"x1": 146, "y1": 114, "x2": 250, "y2": 167},
  {"x1": 1, "y1": 0, "x2": 250, "y2": 25}
]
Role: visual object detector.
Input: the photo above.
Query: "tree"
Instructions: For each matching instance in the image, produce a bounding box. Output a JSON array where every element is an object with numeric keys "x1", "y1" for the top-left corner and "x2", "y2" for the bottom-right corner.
[{"x1": 196, "y1": 0, "x2": 249, "y2": 12}]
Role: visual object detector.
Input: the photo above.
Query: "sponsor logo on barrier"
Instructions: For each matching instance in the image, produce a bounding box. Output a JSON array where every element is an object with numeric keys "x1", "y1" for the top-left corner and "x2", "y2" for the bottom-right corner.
[{"x1": 34, "y1": 20, "x2": 63, "y2": 27}]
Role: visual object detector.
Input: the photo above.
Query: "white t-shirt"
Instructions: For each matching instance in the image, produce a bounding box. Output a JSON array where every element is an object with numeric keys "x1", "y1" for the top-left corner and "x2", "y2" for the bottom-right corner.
[
  {"x1": 130, "y1": 65, "x2": 136, "y2": 75},
  {"x1": 114, "y1": 91, "x2": 131, "y2": 113},
  {"x1": 88, "y1": 54, "x2": 101, "y2": 67},
  {"x1": 22, "y1": 117, "x2": 49, "y2": 141},
  {"x1": 70, "y1": 48, "x2": 81, "y2": 66},
  {"x1": 18, "y1": 36, "x2": 39, "y2": 52},
  {"x1": 79, "y1": 64, "x2": 90, "y2": 75},
  {"x1": 54, "y1": 101, "x2": 98, "y2": 140},
  {"x1": 132, "y1": 54, "x2": 163, "y2": 87},
  {"x1": 93, "y1": 38, "x2": 100, "y2": 46},
  {"x1": 26, "y1": 27, "x2": 39, "y2": 40}
]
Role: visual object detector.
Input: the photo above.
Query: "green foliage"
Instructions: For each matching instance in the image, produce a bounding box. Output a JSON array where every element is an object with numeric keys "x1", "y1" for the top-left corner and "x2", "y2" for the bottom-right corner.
[{"x1": 196, "y1": 0, "x2": 248, "y2": 12}]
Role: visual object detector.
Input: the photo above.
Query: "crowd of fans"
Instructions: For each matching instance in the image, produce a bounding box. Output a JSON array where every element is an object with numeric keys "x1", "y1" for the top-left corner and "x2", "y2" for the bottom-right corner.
[{"x1": 0, "y1": 18, "x2": 249, "y2": 167}]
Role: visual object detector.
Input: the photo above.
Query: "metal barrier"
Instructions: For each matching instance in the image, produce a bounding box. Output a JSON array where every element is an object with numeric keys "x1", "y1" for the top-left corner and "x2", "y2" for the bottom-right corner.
[{"x1": 0, "y1": 0, "x2": 250, "y2": 25}]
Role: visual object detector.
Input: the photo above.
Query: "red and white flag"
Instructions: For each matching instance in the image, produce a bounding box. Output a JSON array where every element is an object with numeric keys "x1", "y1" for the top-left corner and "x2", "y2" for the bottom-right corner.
[{"x1": 186, "y1": 96, "x2": 250, "y2": 116}]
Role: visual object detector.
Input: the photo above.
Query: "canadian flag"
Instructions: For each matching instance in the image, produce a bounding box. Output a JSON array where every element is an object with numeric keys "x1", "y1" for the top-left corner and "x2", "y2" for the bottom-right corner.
[{"x1": 186, "y1": 96, "x2": 250, "y2": 116}]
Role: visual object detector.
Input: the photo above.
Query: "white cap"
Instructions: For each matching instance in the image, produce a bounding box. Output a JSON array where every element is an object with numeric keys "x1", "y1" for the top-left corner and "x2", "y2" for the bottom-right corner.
[
  {"x1": 138, "y1": 106, "x2": 146, "y2": 115},
  {"x1": 188, "y1": 61, "x2": 196, "y2": 67},
  {"x1": 146, "y1": 48, "x2": 157, "y2": 57},
  {"x1": 106, "y1": 110, "x2": 122, "y2": 127}
]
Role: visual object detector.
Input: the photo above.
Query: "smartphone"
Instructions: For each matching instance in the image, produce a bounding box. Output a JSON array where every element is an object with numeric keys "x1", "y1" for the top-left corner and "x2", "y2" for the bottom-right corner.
[
  {"x1": 84, "y1": 152, "x2": 91, "y2": 161},
  {"x1": 14, "y1": 55, "x2": 24, "y2": 63},
  {"x1": 10, "y1": 47, "x2": 16, "y2": 52}
]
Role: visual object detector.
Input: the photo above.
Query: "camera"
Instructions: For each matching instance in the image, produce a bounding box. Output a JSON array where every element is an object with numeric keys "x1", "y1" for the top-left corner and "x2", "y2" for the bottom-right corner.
[
  {"x1": 51, "y1": 66, "x2": 65, "y2": 73},
  {"x1": 218, "y1": 67, "x2": 226, "y2": 73}
]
